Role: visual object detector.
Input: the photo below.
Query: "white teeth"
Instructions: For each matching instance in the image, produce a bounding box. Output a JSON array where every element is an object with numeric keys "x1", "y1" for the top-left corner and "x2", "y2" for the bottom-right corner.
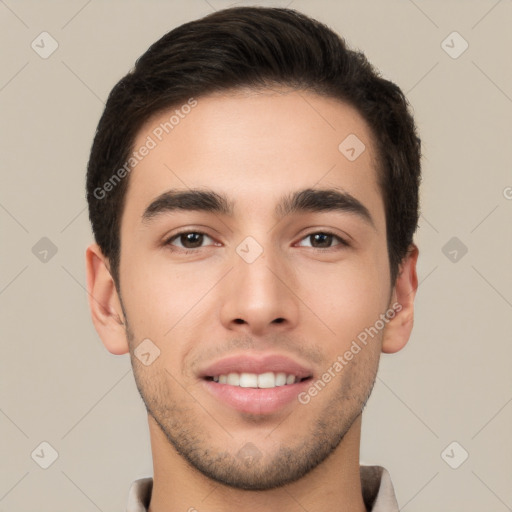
[
  {"x1": 275, "y1": 372, "x2": 287, "y2": 386},
  {"x1": 239, "y1": 373, "x2": 258, "y2": 387},
  {"x1": 211, "y1": 371, "x2": 302, "y2": 388},
  {"x1": 227, "y1": 372, "x2": 240, "y2": 385},
  {"x1": 257, "y1": 372, "x2": 275, "y2": 388}
]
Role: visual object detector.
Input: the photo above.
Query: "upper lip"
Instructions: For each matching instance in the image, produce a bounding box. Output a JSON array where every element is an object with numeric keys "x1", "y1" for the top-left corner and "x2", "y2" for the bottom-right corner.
[{"x1": 198, "y1": 353, "x2": 314, "y2": 380}]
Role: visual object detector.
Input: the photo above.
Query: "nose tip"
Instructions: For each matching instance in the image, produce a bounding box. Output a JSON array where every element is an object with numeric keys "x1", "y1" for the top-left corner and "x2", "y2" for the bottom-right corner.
[{"x1": 220, "y1": 258, "x2": 299, "y2": 335}]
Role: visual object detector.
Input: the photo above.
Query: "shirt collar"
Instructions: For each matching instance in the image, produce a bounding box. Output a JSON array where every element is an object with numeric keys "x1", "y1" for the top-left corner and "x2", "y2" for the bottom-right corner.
[{"x1": 126, "y1": 465, "x2": 399, "y2": 512}]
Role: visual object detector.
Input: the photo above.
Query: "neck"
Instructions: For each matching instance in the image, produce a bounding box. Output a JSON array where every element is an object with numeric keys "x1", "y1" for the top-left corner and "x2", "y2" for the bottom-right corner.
[{"x1": 147, "y1": 415, "x2": 367, "y2": 512}]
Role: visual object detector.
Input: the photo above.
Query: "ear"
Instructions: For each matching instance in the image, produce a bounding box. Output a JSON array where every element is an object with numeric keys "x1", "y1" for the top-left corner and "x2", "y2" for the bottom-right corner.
[
  {"x1": 85, "y1": 243, "x2": 129, "y2": 355},
  {"x1": 381, "y1": 243, "x2": 419, "y2": 354}
]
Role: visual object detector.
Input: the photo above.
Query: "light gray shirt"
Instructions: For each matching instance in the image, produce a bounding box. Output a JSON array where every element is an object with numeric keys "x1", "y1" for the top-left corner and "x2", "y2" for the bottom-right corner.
[{"x1": 126, "y1": 465, "x2": 399, "y2": 511}]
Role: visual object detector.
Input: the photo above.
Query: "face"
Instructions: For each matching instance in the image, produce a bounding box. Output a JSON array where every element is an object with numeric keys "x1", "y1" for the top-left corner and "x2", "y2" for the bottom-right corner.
[{"x1": 117, "y1": 88, "x2": 393, "y2": 490}]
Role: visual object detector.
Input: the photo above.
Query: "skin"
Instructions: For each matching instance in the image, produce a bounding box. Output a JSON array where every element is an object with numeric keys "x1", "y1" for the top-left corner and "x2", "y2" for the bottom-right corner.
[{"x1": 86, "y1": 88, "x2": 418, "y2": 512}]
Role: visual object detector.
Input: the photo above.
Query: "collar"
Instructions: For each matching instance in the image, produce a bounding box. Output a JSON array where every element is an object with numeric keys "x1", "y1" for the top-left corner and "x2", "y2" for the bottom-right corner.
[{"x1": 126, "y1": 465, "x2": 399, "y2": 512}]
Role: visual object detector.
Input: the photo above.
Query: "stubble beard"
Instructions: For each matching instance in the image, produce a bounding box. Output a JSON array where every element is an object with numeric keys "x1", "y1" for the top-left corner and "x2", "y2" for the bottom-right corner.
[{"x1": 125, "y1": 320, "x2": 381, "y2": 491}]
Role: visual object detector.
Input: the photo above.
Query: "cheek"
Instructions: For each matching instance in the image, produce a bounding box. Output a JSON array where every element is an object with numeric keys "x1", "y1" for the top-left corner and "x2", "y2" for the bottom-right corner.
[
  {"x1": 120, "y1": 251, "x2": 215, "y2": 340},
  {"x1": 297, "y1": 251, "x2": 389, "y2": 347}
]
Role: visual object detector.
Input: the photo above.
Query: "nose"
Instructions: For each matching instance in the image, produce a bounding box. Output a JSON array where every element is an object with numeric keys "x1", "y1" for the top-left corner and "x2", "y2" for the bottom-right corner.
[{"x1": 219, "y1": 243, "x2": 300, "y2": 336}]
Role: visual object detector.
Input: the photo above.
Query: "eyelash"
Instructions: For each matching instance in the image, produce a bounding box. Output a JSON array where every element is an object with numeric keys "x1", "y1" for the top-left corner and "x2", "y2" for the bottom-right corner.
[{"x1": 163, "y1": 230, "x2": 350, "y2": 254}]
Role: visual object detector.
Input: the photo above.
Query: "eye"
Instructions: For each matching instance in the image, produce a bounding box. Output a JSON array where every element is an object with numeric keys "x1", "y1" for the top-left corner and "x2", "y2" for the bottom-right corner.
[
  {"x1": 297, "y1": 231, "x2": 350, "y2": 249},
  {"x1": 163, "y1": 229, "x2": 349, "y2": 253},
  {"x1": 164, "y1": 231, "x2": 217, "y2": 251}
]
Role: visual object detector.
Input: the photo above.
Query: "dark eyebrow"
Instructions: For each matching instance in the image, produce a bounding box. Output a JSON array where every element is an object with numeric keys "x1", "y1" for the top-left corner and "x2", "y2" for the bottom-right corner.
[
  {"x1": 142, "y1": 189, "x2": 234, "y2": 222},
  {"x1": 276, "y1": 187, "x2": 375, "y2": 229},
  {"x1": 141, "y1": 187, "x2": 375, "y2": 229}
]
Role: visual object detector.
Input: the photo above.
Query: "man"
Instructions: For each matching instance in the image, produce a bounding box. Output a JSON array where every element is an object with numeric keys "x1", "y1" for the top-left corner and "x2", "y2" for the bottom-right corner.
[{"x1": 85, "y1": 6, "x2": 420, "y2": 511}]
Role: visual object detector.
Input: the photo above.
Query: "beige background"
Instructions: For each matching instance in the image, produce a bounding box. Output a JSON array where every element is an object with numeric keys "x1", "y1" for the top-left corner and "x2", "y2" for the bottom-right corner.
[{"x1": 1, "y1": 0, "x2": 511, "y2": 510}]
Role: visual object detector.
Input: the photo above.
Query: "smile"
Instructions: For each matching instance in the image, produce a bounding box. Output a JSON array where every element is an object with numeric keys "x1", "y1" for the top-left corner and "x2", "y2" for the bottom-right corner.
[{"x1": 207, "y1": 371, "x2": 309, "y2": 388}]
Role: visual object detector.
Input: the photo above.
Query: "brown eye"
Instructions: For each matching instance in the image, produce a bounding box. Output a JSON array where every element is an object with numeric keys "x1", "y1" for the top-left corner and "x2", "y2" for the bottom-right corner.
[
  {"x1": 165, "y1": 231, "x2": 215, "y2": 251},
  {"x1": 297, "y1": 231, "x2": 349, "y2": 249}
]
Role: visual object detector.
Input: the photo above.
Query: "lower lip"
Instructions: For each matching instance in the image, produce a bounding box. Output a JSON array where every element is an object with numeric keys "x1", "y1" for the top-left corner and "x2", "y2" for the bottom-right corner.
[{"x1": 202, "y1": 378, "x2": 312, "y2": 415}]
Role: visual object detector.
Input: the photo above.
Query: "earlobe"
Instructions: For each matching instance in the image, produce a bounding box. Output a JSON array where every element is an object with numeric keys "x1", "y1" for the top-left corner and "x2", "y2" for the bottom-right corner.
[
  {"x1": 85, "y1": 243, "x2": 129, "y2": 355},
  {"x1": 381, "y1": 243, "x2": 419, "y2": 354}
]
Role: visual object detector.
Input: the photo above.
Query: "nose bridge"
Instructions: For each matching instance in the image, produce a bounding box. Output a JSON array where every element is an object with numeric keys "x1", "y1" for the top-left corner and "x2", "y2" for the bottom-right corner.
[{"x1": 219, "y1": 234, "x2": 299, "y2": 334}]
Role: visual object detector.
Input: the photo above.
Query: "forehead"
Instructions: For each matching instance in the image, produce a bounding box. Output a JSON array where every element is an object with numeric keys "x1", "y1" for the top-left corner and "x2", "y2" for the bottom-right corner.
[{"x1": 122, "y1": 89, "x2": 384, "y2": 229}]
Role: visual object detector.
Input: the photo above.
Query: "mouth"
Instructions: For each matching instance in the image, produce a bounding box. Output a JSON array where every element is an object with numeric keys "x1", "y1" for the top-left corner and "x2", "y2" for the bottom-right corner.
[
  {"x1": 199, "y1": 353, "x2": 314, "y2": 415},
  {"x1": 205, "y1": 371, "x2": 311, "y2": 388}
]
